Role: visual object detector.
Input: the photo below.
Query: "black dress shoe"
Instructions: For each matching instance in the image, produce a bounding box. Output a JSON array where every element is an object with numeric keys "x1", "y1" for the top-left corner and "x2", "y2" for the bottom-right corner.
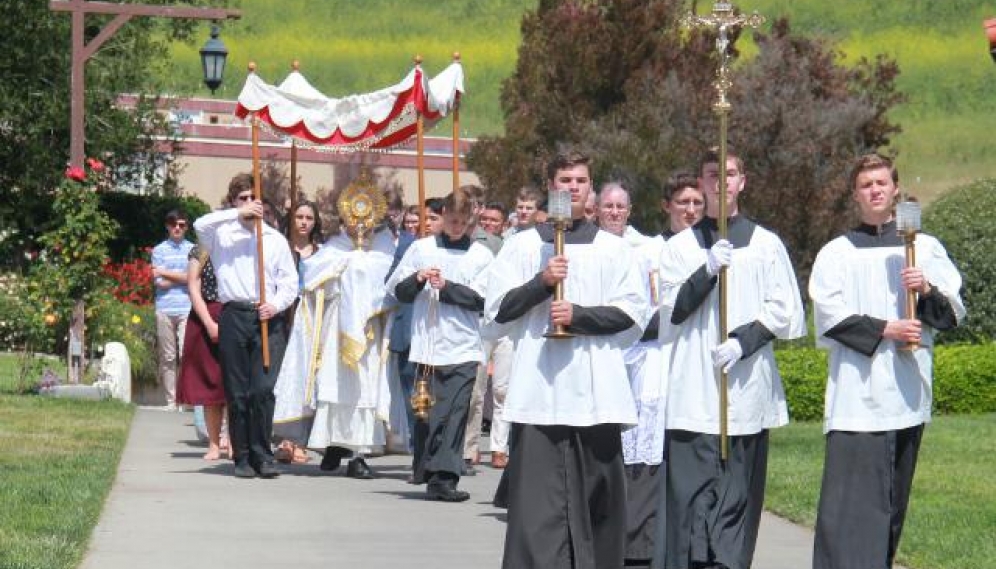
[
  {"x1": 256, "y1": 461, "x2": 281, "y2": 479},
  {"x1": 346, "y1": 457, "x2": 375, "y2": 480},
  {"x1": 426, "y1": 480, "x2": 470, "y2": 502},
  {"x1": 320, "y1": 446, "x2": 350, "y2": 472},
  {"x1": 233, "y1": 462, "x2": 256, "y2": 479}
]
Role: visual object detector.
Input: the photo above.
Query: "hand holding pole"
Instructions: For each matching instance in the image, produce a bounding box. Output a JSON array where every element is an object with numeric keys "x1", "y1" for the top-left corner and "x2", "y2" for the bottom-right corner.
[{"x1": 682, "y1": 1, "x2": 765, "y2": 461}]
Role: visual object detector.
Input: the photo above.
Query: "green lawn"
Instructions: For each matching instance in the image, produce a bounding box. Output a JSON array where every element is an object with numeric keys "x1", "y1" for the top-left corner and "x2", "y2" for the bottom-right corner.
[
  {"x1": 0, "y1": 355, "x2": 133, "y2": 569},
  {"x1": 767, "y1": 414, "x2": 996, "y2": 569}
]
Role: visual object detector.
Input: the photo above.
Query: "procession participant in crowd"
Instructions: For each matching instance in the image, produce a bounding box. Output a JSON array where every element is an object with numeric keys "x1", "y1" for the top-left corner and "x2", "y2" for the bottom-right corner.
[
  {"x1": 463, "y1": 195, "x2": 512, "y2": 472},
  {"x1": 272, "y1": 201, "x2": 323, "y2": 465},
  {"x1": 486, "y1": 150, "x2": 648, "y2": 568},
  {"x1": 809, "y1": 153, "x2": 964, "y2": 569},
  {"x1": 387, "y1": 188, "x2": 494, "y2": 502},
  {"x1": 284, "y1": 198, "x2": 396, "y2": 479},
  {"x1": 597, "y1": 181, "x2": 651, "y2": 247},
  {"x1": 658, "y1": 147, "x2": 805, "y2": 569},
  {"x1": 402, "y1": 205, "x2": 421, "y2": 236},
  {"x1": 176, "y1": 236, "x2": 228, "y2": 460},
  {"x1": 194, "y1": 173, "x2": 298, "y2": 479},
  {"x1": 583, "y1": 189, "x2": 598, "y2": 223},
  {"x1": 152, "y1": 209, "x2": 195, "y2": 411},
  {"x1": 608, "y1": 173, "x2": 704, "y2": 569},
  {"x1": 511, "y1": 185, "x2": 543, "y2": 233}
]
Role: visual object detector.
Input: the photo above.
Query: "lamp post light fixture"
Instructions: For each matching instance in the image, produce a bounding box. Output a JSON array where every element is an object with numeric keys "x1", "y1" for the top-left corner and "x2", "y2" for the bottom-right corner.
[{"x1": 200, "y1": 24, "x2": 229, "y2": 94}]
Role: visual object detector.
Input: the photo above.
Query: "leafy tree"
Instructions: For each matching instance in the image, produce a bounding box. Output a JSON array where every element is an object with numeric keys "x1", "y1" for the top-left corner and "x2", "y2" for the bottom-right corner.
[
  {"x1": 0, "y1": 0, "x2": 228, "y2": 271},
  {"x1": 467, "y1": 0, "x2": 905, "y2": 285}
]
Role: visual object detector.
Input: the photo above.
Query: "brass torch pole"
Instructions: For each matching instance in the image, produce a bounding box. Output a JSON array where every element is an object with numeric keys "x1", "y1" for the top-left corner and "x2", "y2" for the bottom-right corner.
[
  {"x1": 896, "y1": 200, "x2": 921, "y2": 351},
  {"x1": 683, "y1": 1, "x2": 765, "y2": 462}
]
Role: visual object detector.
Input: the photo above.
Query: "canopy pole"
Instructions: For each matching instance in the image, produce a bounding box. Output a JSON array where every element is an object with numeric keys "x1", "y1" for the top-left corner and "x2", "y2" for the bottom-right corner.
[
  {"x1": 251, "y1": 101, "x2": 270, "y2": 370},
  {"x1": 415, "y1": 55, "x2": 427, "y2": 236},
  {"x1": 451, "y1": 52, "x2": 461, "y2": 194},
  {"x1": 287, "y1": 60, "x2": 301, "y2": 240}
]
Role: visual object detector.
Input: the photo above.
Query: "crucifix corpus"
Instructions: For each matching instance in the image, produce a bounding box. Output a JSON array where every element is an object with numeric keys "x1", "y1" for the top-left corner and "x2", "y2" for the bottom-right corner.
[{"x1": 681, "y1": 1, "x2": 765, "y2": 462}]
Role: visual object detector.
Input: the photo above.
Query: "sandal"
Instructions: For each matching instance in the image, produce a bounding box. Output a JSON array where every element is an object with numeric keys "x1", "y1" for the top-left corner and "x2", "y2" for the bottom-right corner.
[
  {"x1": 274, "y1": 440, "x2": 295, "y2": 464},
  {"x1": 291, "y1": 445, "x2": 311, "y2": 464}
]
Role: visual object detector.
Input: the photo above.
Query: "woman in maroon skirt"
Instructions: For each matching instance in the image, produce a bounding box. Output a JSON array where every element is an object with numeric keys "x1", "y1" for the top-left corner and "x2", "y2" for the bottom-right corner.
[{"x1": 177, "y1": 245, "x2": 228, "y2": 460}]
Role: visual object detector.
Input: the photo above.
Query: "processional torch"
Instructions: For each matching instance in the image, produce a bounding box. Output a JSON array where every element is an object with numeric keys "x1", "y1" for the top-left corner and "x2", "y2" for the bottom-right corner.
[
  {"x1": 544, "y1": 188, "x2": 575, "y2": 339},
  {"x1": 896, "y1": 199, "x2": 921, "y2": 351},
  {"x1": 682, "y1": 1, "x2": 765, "y2": 462}
]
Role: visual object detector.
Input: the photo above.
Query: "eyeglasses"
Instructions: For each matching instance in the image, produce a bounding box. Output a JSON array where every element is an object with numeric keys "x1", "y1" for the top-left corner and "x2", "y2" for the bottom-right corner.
[{"x1": 169, "y1": 221, "x2": 187, "y2": 229}]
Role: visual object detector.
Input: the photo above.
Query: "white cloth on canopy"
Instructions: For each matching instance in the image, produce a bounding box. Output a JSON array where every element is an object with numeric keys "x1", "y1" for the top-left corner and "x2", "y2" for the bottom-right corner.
[{"x1": 236, "y1": 62, "x2": 464, "y2": 140}]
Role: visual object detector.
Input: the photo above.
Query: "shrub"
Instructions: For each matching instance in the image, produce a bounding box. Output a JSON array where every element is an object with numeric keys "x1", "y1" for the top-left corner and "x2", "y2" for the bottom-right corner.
[
  {"x1": 922, "y1": 178, "x2": 996, "y2": 343},
  {"x1": 777, "y1": 343, "x2": 996, "y2": 422},
  {"x1": 99, "y1": 192, "x2": 210, "y2": 262},
  {"x1": 88, "y1": 295, "x2": 157, "y2": 385},
  {"x1": 933, "y1": 343, "x2": 996, "y2": 415},
  {"x1": 102, "y1": 257, "x2": 154, "y2": 306},
  {"x1": 776, "y1": 347, "x2": 828, "y2": 422},
  {"x1": 0, "y1": 274, "x2": 30, "y2": 351}
]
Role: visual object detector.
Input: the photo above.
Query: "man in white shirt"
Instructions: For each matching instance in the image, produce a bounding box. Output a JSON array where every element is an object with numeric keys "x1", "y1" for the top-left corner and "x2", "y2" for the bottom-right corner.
[
  {"x1": 486, "y1": 150, "x2": 649, "y2": 568},
  {"x1": 809, "y1": 153, "x2": 964, "y2": 569},
  {"x1": 194, "y1": 173, "x2": 298, "y2": 479},
  {"x1": 658, "y1": 147, "x2": 805, "y2": 569}
]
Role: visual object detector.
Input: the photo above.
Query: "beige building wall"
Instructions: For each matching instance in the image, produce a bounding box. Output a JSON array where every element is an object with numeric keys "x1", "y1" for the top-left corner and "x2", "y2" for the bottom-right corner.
[{"x1": 176, "y1": 154, "x2": 480, "y2": 208}]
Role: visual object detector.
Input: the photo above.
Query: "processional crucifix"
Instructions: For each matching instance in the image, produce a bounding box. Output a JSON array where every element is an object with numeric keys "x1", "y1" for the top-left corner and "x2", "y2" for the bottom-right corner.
[{"x1": 682, "y1": 1, "x2": 765, "y2": 461}]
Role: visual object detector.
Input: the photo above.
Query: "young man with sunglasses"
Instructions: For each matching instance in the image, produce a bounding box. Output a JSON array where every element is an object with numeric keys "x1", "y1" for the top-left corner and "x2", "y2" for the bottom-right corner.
[{"x1": 152, "y1": 209, "x2": 195, "y2": 411}]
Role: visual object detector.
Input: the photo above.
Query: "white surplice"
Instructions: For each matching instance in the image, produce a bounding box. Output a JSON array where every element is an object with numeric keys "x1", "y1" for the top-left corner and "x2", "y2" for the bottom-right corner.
[
  {"x1": 622, "y1": 235, "x2": 671, "y2": 465},
  {"x1": 659, "y1": 225, "x2": 805, "y2": 436},
  {"x1": 809, "y1": 233, "x2": 965, "y2": 434},
  {"x1": 484, "y1": 228, "x2": 649, "y2": 427}
]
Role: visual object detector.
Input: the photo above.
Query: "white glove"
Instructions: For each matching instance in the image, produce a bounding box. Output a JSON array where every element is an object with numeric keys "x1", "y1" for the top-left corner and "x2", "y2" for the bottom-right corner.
[
  {"x1": 712, "y1": 338, "x2": 743, "y2": 373},
  {"x1": 706, "y1": 239, "x2": 733, "y2": 276}
]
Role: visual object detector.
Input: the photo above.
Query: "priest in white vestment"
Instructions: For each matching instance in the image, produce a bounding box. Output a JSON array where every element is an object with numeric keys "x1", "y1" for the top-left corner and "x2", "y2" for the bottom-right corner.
[{"x1": 273, "y1": 227, "x2": 395, "y2": 478}]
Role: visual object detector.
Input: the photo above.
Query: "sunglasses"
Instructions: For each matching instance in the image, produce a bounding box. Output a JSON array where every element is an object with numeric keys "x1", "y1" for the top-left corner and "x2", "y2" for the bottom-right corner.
[
  {"x1": 169, "y1": 221, "x2": 187, "y2": 229},
  {"x1": 236, "y1": 194, "x2": 254, "y2": 202}
]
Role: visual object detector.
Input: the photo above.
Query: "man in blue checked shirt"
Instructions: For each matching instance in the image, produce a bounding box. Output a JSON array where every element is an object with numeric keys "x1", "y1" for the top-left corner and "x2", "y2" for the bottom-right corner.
[{"x1": 152, "y1": 209, "x2": 195, "y2": 410}]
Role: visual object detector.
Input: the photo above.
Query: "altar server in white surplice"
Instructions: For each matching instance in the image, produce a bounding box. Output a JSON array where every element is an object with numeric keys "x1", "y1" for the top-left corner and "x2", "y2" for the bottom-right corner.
[
  {"x1": 386, "y1": 189, "x2": 494, "y2": 503},
  {"x1": 658, "y1": 147, "x2": 805, "y2": 569},
  {"x1": 487, "y1": 150, "x2": 649, "y2": 569},
  {"x1": 273, "y1": 226, "x2": 395, "y2": 479},
  {"x1": 809, "y1": 153, "x2": 964, "y2": 569}
]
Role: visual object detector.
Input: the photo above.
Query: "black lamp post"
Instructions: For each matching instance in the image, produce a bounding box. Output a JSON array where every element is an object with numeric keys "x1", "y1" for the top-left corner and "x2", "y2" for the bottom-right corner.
[{"x1": 200, "y1": 24, "x2": 229, "y2": 94}]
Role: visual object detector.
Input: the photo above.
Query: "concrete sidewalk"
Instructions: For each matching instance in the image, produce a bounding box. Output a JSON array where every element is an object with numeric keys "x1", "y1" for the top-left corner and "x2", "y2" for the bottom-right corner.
[{"x1": 81, "y1": 408, "x2": 820, "y2": 569}]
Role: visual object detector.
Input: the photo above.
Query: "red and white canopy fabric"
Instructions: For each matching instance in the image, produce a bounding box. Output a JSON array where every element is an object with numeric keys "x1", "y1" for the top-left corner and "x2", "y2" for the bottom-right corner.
[{"x1": 235, "y1": 61, "x2": 464, "y2": 153}]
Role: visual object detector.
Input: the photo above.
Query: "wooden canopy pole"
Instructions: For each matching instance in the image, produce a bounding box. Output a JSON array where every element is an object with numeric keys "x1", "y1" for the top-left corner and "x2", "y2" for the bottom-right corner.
[
  {"x1": 415, "y1": 55, "x2": 427, "y2": 236},
  {"x1": 452, "y1": 52, "x2": 461, "y2": 194},
  {"x1": 287, "y1": 60, "x2": 300, "y2": 240},
  {"x1": 249, "y1": 63, "x2": 270, "y2": 370}
]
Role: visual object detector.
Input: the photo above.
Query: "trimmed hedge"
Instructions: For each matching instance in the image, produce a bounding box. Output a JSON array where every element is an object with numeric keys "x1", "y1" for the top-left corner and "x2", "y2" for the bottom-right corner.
[
  {"x1": 923, "y1": 178, "x2": 996, "y2": 343},
  {"x1": 777, "y1": 343, "x2": 996, "y2": 422}
]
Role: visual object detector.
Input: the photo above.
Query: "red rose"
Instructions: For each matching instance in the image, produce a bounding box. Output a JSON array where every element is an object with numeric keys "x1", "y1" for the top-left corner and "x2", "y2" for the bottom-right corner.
[
  {"x1": 86, "y1": 158, "x2": 105, "y2": 171},
  {"x1": 65, "y1": 166, "x2": 86, "y2": 182}
]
